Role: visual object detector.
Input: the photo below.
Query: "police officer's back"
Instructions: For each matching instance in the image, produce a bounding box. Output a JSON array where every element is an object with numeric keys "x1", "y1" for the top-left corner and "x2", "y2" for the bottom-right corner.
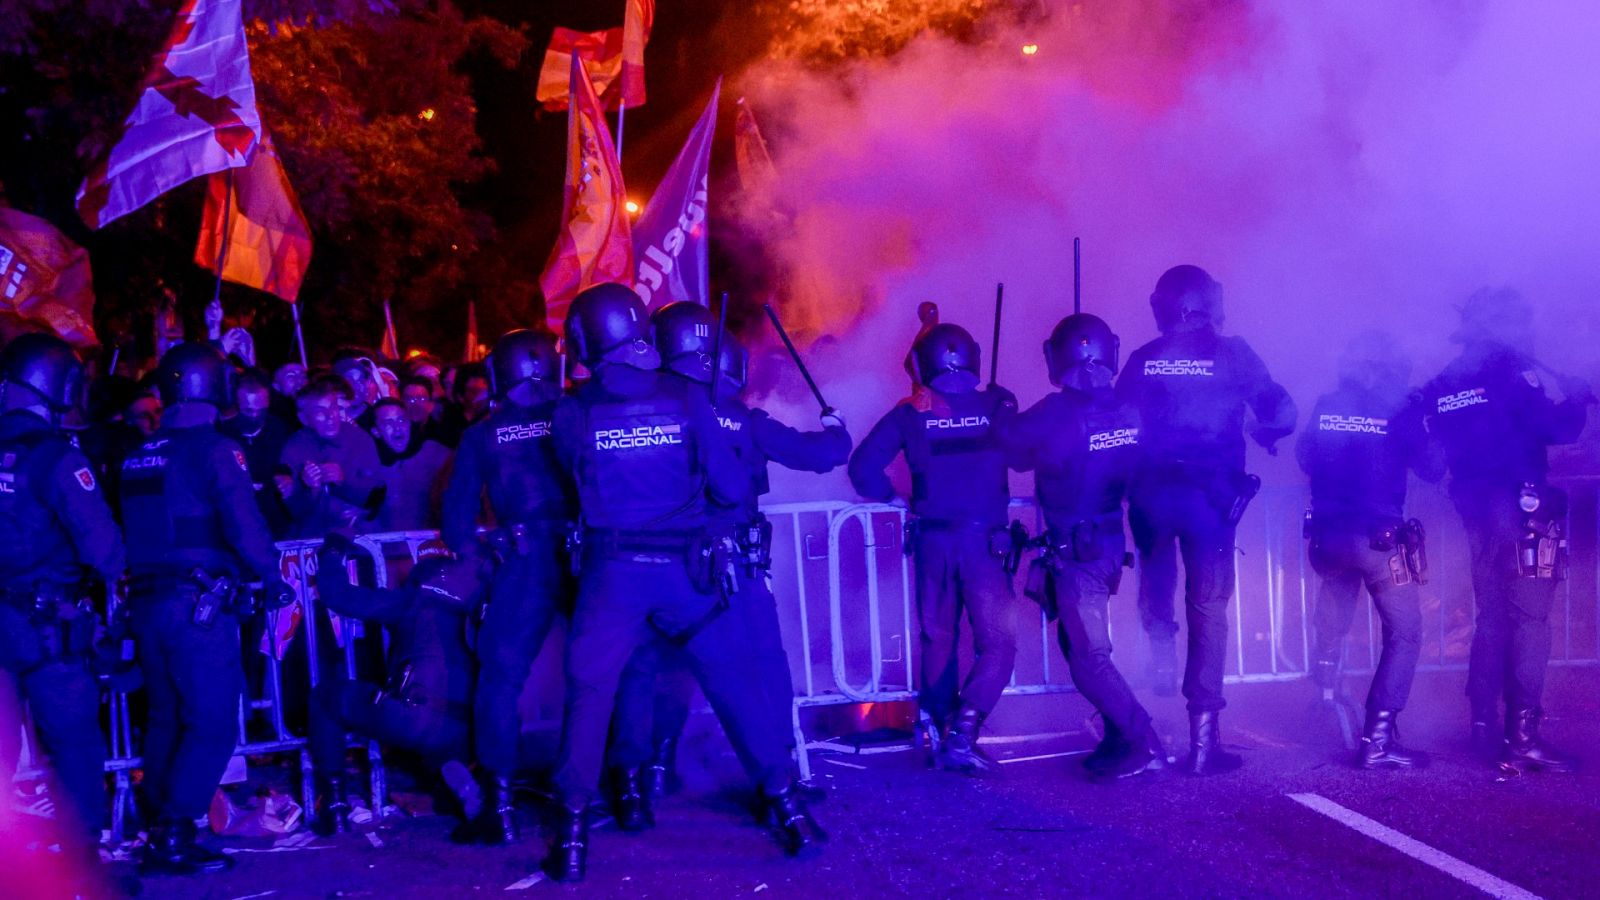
[
  {"x1": 0, "y1": 334, "x2": 126, "y2": 882},
  {"x1": 119, "y1": 342, "x2": 289, "y2": 876}
]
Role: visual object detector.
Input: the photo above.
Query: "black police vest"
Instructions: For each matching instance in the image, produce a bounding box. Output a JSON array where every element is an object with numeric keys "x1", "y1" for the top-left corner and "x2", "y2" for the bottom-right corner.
[
  {"x1": 575, "y1": 374, "x2": 705, "y2": 530},
  {"x1": 1123, "y1": 330, "x2": 1257, "y2": 470},
  {"x1": 1035, "y1": 391, "x2": 1139, "y2": 530},
  {"x1": 711, "y1": 398, "x2": 762, "y2": 525},
  {"x1": 0, "y1": 429, "x2": 73, "y2": 585},
  {"x1": 901, "y1": 389, "x2": 1009, "y2": 526},
  {"x1": 482, "y1": 400, "x2": 572, "y2": 524},
  {"x1": 1425, "y1": 351, "x2": 1552, "y2": 490},
  {"x1": 1304, "y1": 387, "x2": 1413, "y2": 521},
  {"x1": 119, "y1": 428, "x2": 237, "y2": 575}
]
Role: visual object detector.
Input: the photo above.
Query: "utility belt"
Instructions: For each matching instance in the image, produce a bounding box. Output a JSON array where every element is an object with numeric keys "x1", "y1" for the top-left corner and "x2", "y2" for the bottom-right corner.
[
  {"x1": 487, "y1": 520, "x2": 570, "y2": 560},
  {"x1": 903, "y1": 517, "x2": 1010, "y2": 558},
  {"x1": 1144, "y1": 461, "x2": 1261, "y2": 526},
  {"x1": 0, "y1": 582, "x2": 95, "y2": 667},
  {"x1": 1304, "y1": 508, "x2": 1428, "y2": 585},
  {"x1": 1022, "y1": 516, "x2": 1135, "y2": 618},
  {"x1": 1515, "y1": 483, "x2": 1569, "y2": 580},
  {"x1": 717, "y1": 514, "x2": 774, "y2": 575},
  {"x1": 126, "y1": 569, "x2": 263, "y2": 628},
  {"x1": 579, "y1": 525, "x2": 738, "y2": 644}
]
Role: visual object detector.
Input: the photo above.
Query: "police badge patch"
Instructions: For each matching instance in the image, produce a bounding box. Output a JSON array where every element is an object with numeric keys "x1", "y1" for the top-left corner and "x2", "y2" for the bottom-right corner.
[
  {"x1": 74, "y1": 467, "x2": 96, "y2": 491},
  {"x1": 1522, "y1": 370, "x2": 1541, "y2": 388},
  {"x1": 233, "y1": 449, "x2": 249, "y2": 471}
]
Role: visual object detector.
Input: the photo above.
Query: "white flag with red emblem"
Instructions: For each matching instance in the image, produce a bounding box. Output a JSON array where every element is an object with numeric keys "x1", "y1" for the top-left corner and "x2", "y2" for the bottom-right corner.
[{"x1": 76, "y1": 0, "x2": 262, "y2": 230}]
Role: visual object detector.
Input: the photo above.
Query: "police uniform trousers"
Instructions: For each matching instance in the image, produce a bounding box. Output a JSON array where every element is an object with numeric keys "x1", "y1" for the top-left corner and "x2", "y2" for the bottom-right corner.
[
  {"x1": 609, "y1": 569, "x2": 798, "y2": 774},
  {"x1": 309, "y1": 678, "x2": 470, "y2": 776},
  {"x1": 555, "y1": 548, "x2": 787, "y2": 806},
  {"x1": 1454, "y1": 489, "x2": 1558, "y2": 717},
  {"x1": 1127, "y1": 471, "x2": 1235, "y2": 713},
  {"x1": 127, "y1": 588, "x2": 243, "y2": 820},
  {"x1": 1309, "y1": 527, "x2": 1422, "y2": 711},
  {"x1": 912, "y1": 524, "x2": 1017, "y2": 725},
  {"x1": 1051, "y1": 529, "x2": 1154, "y2": 745},
  {"x1": 475, "y1": 538, "x2": 564, "y2": 776},
  {"x1": 0, "y1": 602, "x2": 105, "y2": 844}
]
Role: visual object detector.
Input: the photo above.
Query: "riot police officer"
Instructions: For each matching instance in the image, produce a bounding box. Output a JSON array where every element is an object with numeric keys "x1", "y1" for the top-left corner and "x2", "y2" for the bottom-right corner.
[
  {"x1": 608, "y1": 303, "x2": 851, "y2": 823},
  {"x1": 546, "y1": 284, "x2": 823, "y2": 883},
  {"x1": 440, "y1": 328, "x2": 574, "y2": 843},
  {"x1": 1297, "y1": 331, "x2": 1443, "y2": 769},
  {"x1": 119, "y1": 342, "x2": 292, "y2": 875},
  {"x1": 1116, "y1": 265, "x2": 1296, "y2": 774},
  {"x1": 849, "y1": 321, "x2": 1017, "y2": 774},
  {"x1": 308, "y1": 534, "x2": 481, "y2": 836},
  {"x1": 1420, "y1": 288, "x2": 1590, "y2": 772},
  {"x1": 999, "y1": 315, "x2": 1167, "y2": 780},
  {"x1": 0, "y1": 334, "x2": 126, "y2": 876}
]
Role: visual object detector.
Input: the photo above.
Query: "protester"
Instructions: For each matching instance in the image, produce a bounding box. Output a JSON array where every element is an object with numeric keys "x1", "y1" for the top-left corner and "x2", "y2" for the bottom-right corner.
[
  {"x1": 279, "y1": 376, "x2": 385, "y2": 538},
  {"x1": 220, "y1": 370, "x2": 294, "y2": 538},
  {"x1": 370, "y1": 397, "x2": 452, "y2": 532}
]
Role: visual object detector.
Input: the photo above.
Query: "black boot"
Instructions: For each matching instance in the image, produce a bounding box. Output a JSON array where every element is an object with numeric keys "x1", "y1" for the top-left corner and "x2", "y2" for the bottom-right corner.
[
  {"x1": 141, "y1": 817, "x2": 234, "y2": 876},
  {"x1": 938, "y1": 707, "x2": 998, "y2": 775},
  {"x1": 763, "y1": 782, "x2": 827, "y2": 858},
  {"x1": 1503, "y1": 708, "x2": 1577, "y2": 773},
  {"x1": 1094, "y1": 723, "x2": 1168, "y2": 781},
  {"x1": 1358, "y1": 709, "x2": 1428, "y2": 770},
  {"x1": 484, "y1": 774, "x2": 519, "y2": 843},
  {"x1": 544, "y1": 803, "x2": 589, "y2": 884},
  {"x1": 1184, "y1": 711, "x2": 1243, "y2": 776},
  {"x1": 644, "y1": 737, "x2": 678, "y2": 801},
  {"x1": 1083, "y1": 719, "x2": 1129, "y2": 774},
  {"x1": 612, "y1": 767, "x2": 655, "y2": 833},
  {"x1": 1470, "y1": 718, "x2": 1504, "y2": 761},
  {"x1": 311, "y1": 775, "x2": 352, "y2": 837}
]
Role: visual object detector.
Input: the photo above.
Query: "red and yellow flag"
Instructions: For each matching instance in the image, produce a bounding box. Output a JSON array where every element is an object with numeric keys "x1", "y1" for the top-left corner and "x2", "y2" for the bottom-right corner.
[
  {"x1": 539, "y1": 54, "x2": 633, "y2": 326},
  {"x1": 534, "y1": 0, "x2": 653, "y2": 111},
  {"x1": 193, "y1": 128, "x2": 313, "y2": 303}
]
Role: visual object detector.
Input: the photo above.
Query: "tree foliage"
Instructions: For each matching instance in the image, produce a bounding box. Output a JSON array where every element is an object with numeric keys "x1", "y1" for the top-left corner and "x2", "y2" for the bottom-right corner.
[
  {"x1": 759, "y1": 0, "x2": 989, "y2": 64},
  {"x1": 0, "y1": 0, "x2": 526, "y2": 364}
]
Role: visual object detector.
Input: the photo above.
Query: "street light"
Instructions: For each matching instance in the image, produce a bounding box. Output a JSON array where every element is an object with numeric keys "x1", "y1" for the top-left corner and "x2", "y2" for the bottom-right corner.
[
  {"x1": 625, "y1": 199, "x2": 641, "y2": 216},
  {"x1": 1021, "y1": 43, "x2": 1039, "y2": 56}
]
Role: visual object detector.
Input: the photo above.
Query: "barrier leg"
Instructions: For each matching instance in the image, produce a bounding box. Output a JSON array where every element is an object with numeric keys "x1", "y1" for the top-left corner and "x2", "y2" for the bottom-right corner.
[
  {"x1": 367, "y1": 740, "x2": 386, "y2": 819},
  {"x1": 792, "y1": 701, "x2": 810, "y2": 782}
]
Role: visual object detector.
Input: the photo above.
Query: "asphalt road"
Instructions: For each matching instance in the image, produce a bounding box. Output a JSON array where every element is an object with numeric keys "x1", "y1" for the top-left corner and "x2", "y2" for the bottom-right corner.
[{"x1": 128, "y1": 666, "x2": 1600, "y2": 899}]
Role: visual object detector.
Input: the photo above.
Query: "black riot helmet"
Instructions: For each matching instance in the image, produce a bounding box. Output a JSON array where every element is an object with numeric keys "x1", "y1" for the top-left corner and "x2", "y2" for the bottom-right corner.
[
  {"x1": 0, "y1": 332, "x2": 84, "y2": 415},
  {"x1": 563, "y1": 282, "x2": 660, "y2": 370},
  {"x1": 1337, "y1": 329, "x2": 1412, "y2": 398},
  {"x1": 651, "y1": 301, "x2": 717, "y2": 383},
  {"x1": 1452, "y1": 286, "x2": 1534, "y2": 354},
  {"x1": 1044, "y1": 314, "x2": 1120, "y2": 388},
  {"x1": 488, "y1": 329, "x2": 561, "y2": 399},
  {"x1": 155, "y1": 341, "x2": 233, "y2": 408},
  {"x1": 1150, "y1": 264, "x2": 1223, "y2": 334},
  {"x1": 910, "y1": 323, "x2": 981, "y2": 393}
]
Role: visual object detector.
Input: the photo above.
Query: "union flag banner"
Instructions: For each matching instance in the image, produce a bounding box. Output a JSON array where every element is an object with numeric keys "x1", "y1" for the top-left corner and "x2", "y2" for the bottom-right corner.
[
  {"x1": 539, "y1": 55, "x2": 633, "y2": 326},
  {"x1": 77, "y1": 0, "x2": 262, "y2": 229},
  {"x1": 0, "y1": 207, "x2": 98, "y2": 347},
  {"x1": 534, "y1": 0, "x2": 654, "y2": 111},
  {"x1": 193, "y1": 128, "x2": 312, "y2": 303}
]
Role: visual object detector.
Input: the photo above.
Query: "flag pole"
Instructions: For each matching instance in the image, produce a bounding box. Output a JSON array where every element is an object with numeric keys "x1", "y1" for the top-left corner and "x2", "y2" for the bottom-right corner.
[
  {"x1": 290, "y1": 300, "x2": 309, "y2": 368},
  {"x1": 615, "y1": 100, "x2": 627, "y2": 158},
  {"x1": 383, "y1": 298, "x2": 399, "y2": 358},
  {"x1": 208, "y1": 168, "x2": 235, "y2": 335}
]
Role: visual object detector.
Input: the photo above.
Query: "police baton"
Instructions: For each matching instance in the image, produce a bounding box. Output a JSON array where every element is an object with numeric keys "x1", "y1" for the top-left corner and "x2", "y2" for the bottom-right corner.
[
  {"x1": 989, "y1": 282, "x2": 1004, "y2": 387},
  {"x1": 761, "y1": 303, "x2": 834, "y2": 416},
  {"x1": 710, "y1": 291, "x2": 729, "y2": 405}
]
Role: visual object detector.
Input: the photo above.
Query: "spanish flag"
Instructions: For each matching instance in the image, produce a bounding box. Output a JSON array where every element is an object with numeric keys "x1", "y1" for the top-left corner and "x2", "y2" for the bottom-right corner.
[
  {"x1": 193, "y1": 127, "x2": 313, "y2": 303},
  {"x1": 534, "y1": 0, "x2": 653, "y2": 111}
]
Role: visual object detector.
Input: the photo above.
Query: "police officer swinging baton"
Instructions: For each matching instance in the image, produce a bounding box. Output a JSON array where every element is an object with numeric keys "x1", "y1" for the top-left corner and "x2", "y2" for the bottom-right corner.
[{"x1": 761, "y1": 302, "x2": 836, "y2": 416}]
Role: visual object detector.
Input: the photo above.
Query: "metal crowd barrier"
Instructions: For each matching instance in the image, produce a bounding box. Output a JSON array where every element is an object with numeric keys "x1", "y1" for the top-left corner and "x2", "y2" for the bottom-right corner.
[
  {"x1": 762, "y1": 480, "x2": 1600, "y2": 778},
  {"x1": 10, "y1": 531, "x2": 440, "y2": 842},
  {"x1": 14, "y1": 481, "x2": 1600, "y2": 831}
]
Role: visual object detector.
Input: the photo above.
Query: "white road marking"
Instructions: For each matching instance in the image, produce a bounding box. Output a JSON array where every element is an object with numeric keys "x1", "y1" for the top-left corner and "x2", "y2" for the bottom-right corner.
[
  {"x1": 822, "y1": 758, "x2": 867, "y2": 770},
  {"x1": 981, "y1": 731, "x2": 1082, "y2": 746},
  {"x1": 365, "y1": 832, "x2": 384, "y2": 848},
  {"x1": 222, "y1": 845, "x2": 330, "y2": 855},
  {"x1": 505, "y1": 872, "x2": 546, "y2": 890},
  {"x1": 999, "y1": 750, "x2": 1090, "y2": 765},
  {"x1": 1287, "y1": 793, "x2": 1543, "y2": 900},
  {"x1": 229, "y1": 892, "x2": 279, "y2": 900}
]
